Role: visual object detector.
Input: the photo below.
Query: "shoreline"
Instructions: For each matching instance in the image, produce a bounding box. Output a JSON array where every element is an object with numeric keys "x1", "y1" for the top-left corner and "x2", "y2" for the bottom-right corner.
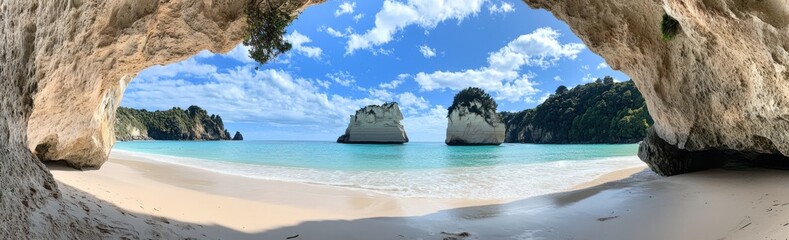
[
  {"x1": 50, "y1": 149, "x2": 789, "y2": 239},
  {"x1": 47, "y1": 149, "x2": 652, "y2": 239}
]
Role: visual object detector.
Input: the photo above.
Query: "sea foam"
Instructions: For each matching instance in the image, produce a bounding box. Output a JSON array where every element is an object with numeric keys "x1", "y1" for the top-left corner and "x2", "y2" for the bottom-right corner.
[{"x1": 113, "y1": 149, "x2": 644, "y2": 200}]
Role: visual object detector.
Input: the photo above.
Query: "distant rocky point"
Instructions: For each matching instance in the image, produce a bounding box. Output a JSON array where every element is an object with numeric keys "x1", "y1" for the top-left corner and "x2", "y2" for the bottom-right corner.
[
  {"x1": 233, "y1": 131, "x2": 244, "y2": 141},
  {"x1": 446, "y1": 87, "x2": 505, "y2": 145},
  {"x1": 115, "y1": 106, "x2": 239, "y2": 141},
  {"x1": 337, "y1": 102, "x2": 409, "y2": 144}
]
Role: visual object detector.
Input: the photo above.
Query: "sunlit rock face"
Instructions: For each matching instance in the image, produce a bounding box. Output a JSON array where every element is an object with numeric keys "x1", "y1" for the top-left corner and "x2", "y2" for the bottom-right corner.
[
  {"x1": 1, "y1": 0, "x2": 321, "y2": 237},
  {"x1": 446, "y1": 101, "x2": 506, "y2": 145},
  {"x1": 337, "y1": 103, "x2": 409, "y2": 144},
  {"x1": 524, "y1": 0, "x2": 789, "y2": 175}
]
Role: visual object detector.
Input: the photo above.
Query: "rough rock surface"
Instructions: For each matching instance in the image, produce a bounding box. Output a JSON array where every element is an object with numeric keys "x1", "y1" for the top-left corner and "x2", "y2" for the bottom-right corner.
[
  {"x1": 0, "y1": 0, "x2": 320, "y2": 237},
  {"x1": 524, "y1": 0, "x2": 789, "y2": 174},
  {"x1": 446, "y1": 101, "x2": 506, "y2": 145},
  {"x1": 115, "y1": 106, "x2": 232, "y2": 141},
  {"x1": 337, "y1": 103, "x2": 409, "y2": 144},
  {"x1": 233, "y1": 131, "x2": 244, "y2": 141}
]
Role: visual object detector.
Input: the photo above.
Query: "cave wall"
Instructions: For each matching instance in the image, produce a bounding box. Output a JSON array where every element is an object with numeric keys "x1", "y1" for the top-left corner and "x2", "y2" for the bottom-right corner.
[
  {"x1": 523, "y1": 0, "x2": 789, "y2": 158},
  {"x1": 0, "y1": 0, "x2": 320, "y2": 236}
]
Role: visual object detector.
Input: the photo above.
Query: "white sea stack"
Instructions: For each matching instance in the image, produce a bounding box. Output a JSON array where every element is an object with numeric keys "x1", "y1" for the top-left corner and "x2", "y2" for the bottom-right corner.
[
  {"x1": 446, "y1": 88, "x2": 505, "y2": 145},
  {"x1": 337, "y1": 102, "x2": 409, "y2": 144}
]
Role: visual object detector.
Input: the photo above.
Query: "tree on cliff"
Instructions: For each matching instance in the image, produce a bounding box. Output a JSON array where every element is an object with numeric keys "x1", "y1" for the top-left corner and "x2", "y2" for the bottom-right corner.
[
  {"x1": 245, "y1": 0, "x2": 296, "y2": 66},
  {"x1": 448, "y1": 87, "x2": 500, "y2": 125},
  {"x1": 502, "y1": 78, "x2": 653, "y2": 144}
]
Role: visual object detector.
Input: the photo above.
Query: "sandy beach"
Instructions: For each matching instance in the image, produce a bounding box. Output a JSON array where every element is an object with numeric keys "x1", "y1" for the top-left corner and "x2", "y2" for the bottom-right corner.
[{"x1": 50, "y1": 150, "x2": 789, "y2": 239}]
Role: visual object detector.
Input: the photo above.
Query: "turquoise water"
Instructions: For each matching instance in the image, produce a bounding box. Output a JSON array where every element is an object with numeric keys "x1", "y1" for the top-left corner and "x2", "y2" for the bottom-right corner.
[{"x1": 113, "y1": 141, "x2": 644, "y2": 199}]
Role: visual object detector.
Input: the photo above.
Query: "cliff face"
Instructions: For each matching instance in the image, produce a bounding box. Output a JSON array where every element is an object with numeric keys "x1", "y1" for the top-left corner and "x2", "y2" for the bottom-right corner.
[
  {"x1": 0, "y1": 0, "x2": 320, "y2": 237},
  {"x1": 337, "y1": 103, "x2": 409, "y2": 144},
  {"x1": 446, "y1": 101, "x2": 506, "y2": 145},
  {"x1": 503, "y1": 79, "x2": 652, "y2": 144},
  {"x1": 115, "y1": 106, "x2": 233, "y2": 141},
  {"x1": 524, "y1": 0, "x2": 789, "y2": 175}
]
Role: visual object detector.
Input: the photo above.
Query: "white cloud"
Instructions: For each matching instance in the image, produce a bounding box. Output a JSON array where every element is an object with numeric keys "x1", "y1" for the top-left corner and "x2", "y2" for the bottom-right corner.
[
  {"x1": 581, "y1": 65, "x2": 590, "y2": 71},
  {"x1": 325, "y1": 27, "x2": 346, "y2": 37},
  {"x1": 223, "y1": 44, "x2": 255, "y2": 64},
  {"x1": 413, "y1": 27, "x2": 585, "y2": 102},
  {"x1": 326, "y1": 71, "x2": 356, "y2": 87},
  {"x1": 488, "y1": 2, "x2": 514, "y2": 14},
  {"x1": 126, "y1": 66, "x2": 383, "y2": 130},
  {"x1": 397, "y1": 92, "x2": 429, "y2": 114},
  {"x1": 582, "y1": 73, "x2": 595, "y2": 82},
  {"x1": 597, "y1": 62, "x2": 609, "y2": 69},
  {"x1": 345, "y1": 0, "x2": 486, "y2": 54},
  {"x1": 285, "y1": 31, "x2": 323, "y2": 59},
  {"x1": 553, "y1": 75, "x2": 562, "y2": 82},
  {"x1": 419, "y1": 45, "x2": 437, "y2": 58},
  {"x1": 353, "y1": 13, "x2": 365, "y2": 22},
  {"x1": 335, "y1": 2, "x2": 356, "y2": 16},
  {"x1": 537, "y1": 92, "x2": 552, "y2": 103},
  {"x1": 401, "y1": 105, "x2": 447, "y2": 142},
  {"x1": 379, "y1": 74, "x2": 408, "y2": 89}
]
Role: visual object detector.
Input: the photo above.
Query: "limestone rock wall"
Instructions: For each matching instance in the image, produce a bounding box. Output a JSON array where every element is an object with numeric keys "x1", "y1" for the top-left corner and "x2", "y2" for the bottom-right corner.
[
  {"x1": 0, "y1": 0, "x2": 321, "y2": 237},
  {"x1": 337, "y1": 103, "x2": 409, "y2": 143},
  {"x1": 523, "y1": 0, "x2": 789, "y2": 173},
  {"x1": 446, "y1": 102, "x2": 506, "y2": 145}
]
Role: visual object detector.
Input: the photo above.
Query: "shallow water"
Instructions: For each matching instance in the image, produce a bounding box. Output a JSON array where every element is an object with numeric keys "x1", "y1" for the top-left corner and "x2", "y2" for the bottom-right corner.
[{"x1": 114, "y1": 141, "x2": 645, "y2": 199}]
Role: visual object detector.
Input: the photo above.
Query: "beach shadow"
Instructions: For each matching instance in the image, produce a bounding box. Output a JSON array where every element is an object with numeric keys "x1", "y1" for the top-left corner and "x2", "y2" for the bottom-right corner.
[
  {"x1": 51, "y1": 165, "x2": 789, "y2": 240},
  {"x1": 47, "y1": 167, "x2": 654, "y2": 239}
]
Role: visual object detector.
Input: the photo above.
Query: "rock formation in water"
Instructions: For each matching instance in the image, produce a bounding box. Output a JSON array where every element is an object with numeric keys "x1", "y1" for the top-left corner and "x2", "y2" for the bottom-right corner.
[
  {"x1": 502, "y1": 78, "x2": 652, "y2": 144},
  {"x1": 115, "y1": 106, "x2": 234, "y2": 141},
  {"x1": 524, "y1": 0, "x2": 789, "y2": 175},
  {"x1": 337, "y1": 102, "x2": 409, "y2": 144},
  {"x1": 233, "y1": 131, "x2": 244, "y2": 141},
  {"x1": 0, "y1": 0, "x2": 320, "y2": 237},
  {"x1": 446, "y1": 87, "x2": 505, "y2": 145}
]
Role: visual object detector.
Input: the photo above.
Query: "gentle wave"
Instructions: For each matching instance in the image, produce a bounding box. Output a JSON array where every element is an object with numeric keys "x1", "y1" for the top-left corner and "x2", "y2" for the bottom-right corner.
[{"x1": 112, "y1": 149, "x2": 645, "y2": 200}]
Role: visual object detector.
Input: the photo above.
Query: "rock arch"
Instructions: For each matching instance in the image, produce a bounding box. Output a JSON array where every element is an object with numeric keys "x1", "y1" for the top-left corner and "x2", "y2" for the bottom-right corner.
[{"x1": 1, "y1": 0, "x2": 319, "y2": 236}]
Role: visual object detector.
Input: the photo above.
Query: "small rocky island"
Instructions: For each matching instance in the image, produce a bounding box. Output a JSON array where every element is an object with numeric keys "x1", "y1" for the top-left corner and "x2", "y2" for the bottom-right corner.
[
  {"x1": 115, "y1": 106, "x2": 240, "y2": 141},
  {"x1": 337, "y1": 102, "x2": 409, "y2": 144},
  {"x1": 232, "y1": 131, "x2": 244, "y2": 141},
  {"x1": 446, "y1": 87, "x2": 505, "y2": 145}
]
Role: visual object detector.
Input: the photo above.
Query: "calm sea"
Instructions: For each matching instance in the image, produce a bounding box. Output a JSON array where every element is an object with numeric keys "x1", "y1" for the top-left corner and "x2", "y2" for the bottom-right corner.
[{"x1": 113, "y1": 141, "x2": 644, "y2": 199}]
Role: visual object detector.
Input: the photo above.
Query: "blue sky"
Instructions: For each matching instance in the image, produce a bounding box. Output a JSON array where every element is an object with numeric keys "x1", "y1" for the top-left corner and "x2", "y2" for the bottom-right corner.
[{"x1": 121, "y1": 0, "x2": 630, "y2": 142}]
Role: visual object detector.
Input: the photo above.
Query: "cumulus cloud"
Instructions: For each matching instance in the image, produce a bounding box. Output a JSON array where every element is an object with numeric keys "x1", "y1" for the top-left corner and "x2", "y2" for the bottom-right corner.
[
  {"x1": 223, "y1": 44, "x2": 255, "y2": 64},
  {"x1": 335, "y1": 2, "x2": 356, "y2": 16},
  {"x1": 488, "y1": 2, "x2": 514, "y2": 14},
  {"x1": 419, "y1": 45, "x2": 437, "y2": 58},
  {"x1": 537, "y1": 92, "x2": 552, "y2": 103},
  {"x1": 345, "y1": 0, "x2": 486, "y2": 54},
  {"x1": 285, "y1": 31, "x2": 322, "y2": 59},
  {"x1": 582, "y1": 73, "x2": 595, "y2": 82},
  {"x1": 325, "y1": 27, "x2": 346, "y2": 37},
  {"x1": 379, "y1": 74, "x2": 408, "y2": 89},
  {"x1": 413, "y1": 27, "x2": 585, "y2": 102},
  {"x1": 353, "y1": 13, "x2": 365, "y2": 22},
  {"x1": 126, "y1": 65, "x2": 384, "y2": 130},
  {"x1": 553, "y1": 75, "x2": 562, "y2": 82},
  {"x1": 397, "y1": 92, "x2": 429, "y2": 114},
  {"x1": 326, "y1": 71, "x2": 356, "y2": 87},
  {"x1": 401, "y1": 105, "x2": 448, "y2": 142},
  {"x1": 597, "y1": 62, "x2": 609, "y2": 69}
]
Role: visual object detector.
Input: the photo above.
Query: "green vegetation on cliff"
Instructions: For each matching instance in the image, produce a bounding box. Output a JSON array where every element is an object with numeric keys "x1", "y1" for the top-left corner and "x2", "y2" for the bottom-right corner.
[
  {"x1": 115, "y1": 106, "x2": 235, "y2": 141},
  {"x1": 502, "y1": 77, "x2": 653, "y2": 144},
  {"x1": 448, "y1": 87, "x2": 499, "y2": 125}
]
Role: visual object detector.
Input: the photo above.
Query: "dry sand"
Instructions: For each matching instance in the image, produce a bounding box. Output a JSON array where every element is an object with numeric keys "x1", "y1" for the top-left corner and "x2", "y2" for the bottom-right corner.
[{"x1": 50, "y1": 150, "x2": 789, "y2": 239}]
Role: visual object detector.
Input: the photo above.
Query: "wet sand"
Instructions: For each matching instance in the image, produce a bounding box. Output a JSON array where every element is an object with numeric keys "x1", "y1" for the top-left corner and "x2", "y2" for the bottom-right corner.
[{"x1": 50, "y1": 150, "x2": 789, "y2": 239}]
